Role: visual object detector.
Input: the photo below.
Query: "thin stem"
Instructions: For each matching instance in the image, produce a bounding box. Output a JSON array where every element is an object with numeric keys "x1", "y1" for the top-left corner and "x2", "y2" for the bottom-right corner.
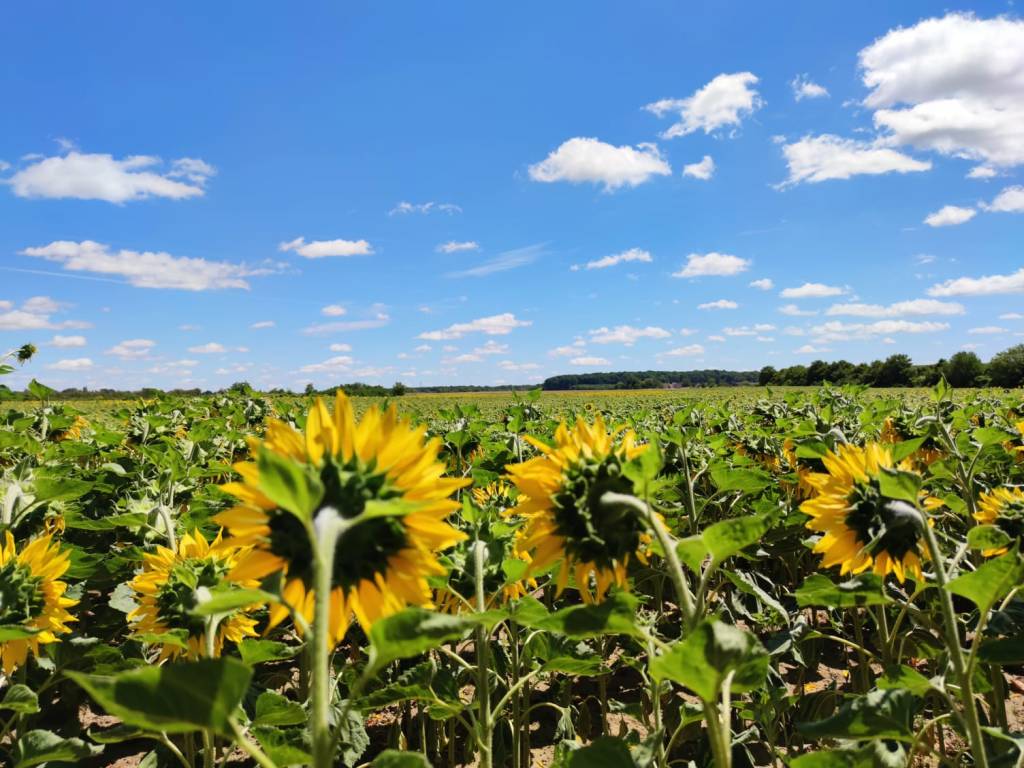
[
  {"x1": 229, "y1": 718, "x2": 279, "y2": 768},
  {"x1": 474, "y1": 540, "x2": 493, "y2": 768}
]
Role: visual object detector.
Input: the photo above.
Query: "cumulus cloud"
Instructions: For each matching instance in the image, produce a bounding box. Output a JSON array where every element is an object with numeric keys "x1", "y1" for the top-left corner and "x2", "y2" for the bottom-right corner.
[
  {"x1": 299, "y1": 355, "x2": 354, "y2": 374},
  {"x1": 682, "y1": 155, "x2": 715, "y2": 180},
  {"x1": 528, "y1": 138, "x2": 671, "y2": 190},
  {"x1": 47, "y1": 358, "x2": 93, "y2": 371},
  {"x1": 188, "y1": 342, "x2": 227, "y2": 354},
  {"x1": 0, "y1": 296, "x2": 89, "y2": 331},
  {"x1": 569, "y1": 356, "x2": 609, "y2": 367},
  {"x1": 779, "y1": 304, "x2": 817, "y2": 317},
  {"x1": 778, "y1": 134, "x2": 930, "y2": 187},
  {"x1": 418, "y1": 313, "x2": 531, "y2": 340},
  {"x1": 588, "y1": 325, "x2": 671, "y2": 345},
  {"x1": 49, "y1": 334, "x2": 87, "y2": 348},
  {"x1": 749, "y1": 278, "x2": 774, "y2": 290},
  {"x1": 106, "y1": 339, "x2": 156, "y2": 359},
  {"x1": 7, "y1": 151, "x2": 214, "y2": 202},
  {"x1": 548, "y1": 340, "x2": 587, "y2": 357},
  {"x1": 644, "y1": 72, "x2": 762, "y2": 138},
  {"x1": 573, "y1": 247, "x2": 652, "y2": 271},
  {"x1": 928, "y1": 268, "x2": 1024, "y2": 296},
  {"x1": 791, "y1": 74, "x2": 829, "y2": 101},
  {"x1": 329, "y1": 343, "x2": 352, "y2": 352},
  {"x1": 673, "y1": 252, "x2": 750, "y2": 278},
  {"x1": 279, "y1": 237, "x2": 373, "y2": 259},
  {"x1": 859, "y1": 13, "x2": 1024, "y2": 167},
  {"x1": 810, "y1": 320, "x2": 949, "y2": 342},
  {"x1": 780, "y1": 282, "x2": 846, "y2": 299},
  {"x1": 698, "y1": 299, "x2": 738, "y2": 310},
  {"x1": 437, "y1": 241, "x2": 479, "y2": 254},
  {"x1": 660, "y1": 344, "x2": 705, "y2": 357},
  {"x1": 723, "y1": 324, "x2": 776, "y2": 336},
  {"x1": 21, "y1": 240, "x2": 269, "y2": 291},
  {"x1": 924, "y1": 205, "x2": 976, "y2": 227},
  {"x1": 982, "y1": 186, "x2": 1024, "y2": 213},
  {"x1": 826, "y1": 299, "x2": 964, "y2": 317},
  {"x1": 321, "y1": 305, "x2": 346, "y2": 317}
]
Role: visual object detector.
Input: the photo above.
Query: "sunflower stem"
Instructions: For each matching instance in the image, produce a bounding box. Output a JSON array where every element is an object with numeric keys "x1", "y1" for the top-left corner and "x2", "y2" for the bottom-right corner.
[
  {"x1": 919, "y1": 513, "x2": 989, "y2": 768},
  {"x1": 473, "y1": 539, "x2": 493, "y2": 768}
]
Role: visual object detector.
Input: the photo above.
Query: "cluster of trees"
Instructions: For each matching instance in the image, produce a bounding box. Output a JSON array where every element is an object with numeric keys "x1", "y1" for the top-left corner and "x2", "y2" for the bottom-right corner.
[
  {"x1": 759, "y1": 345, "x2": 1024, "y2": 388},
  {"x1": 543, "y1": 369, "x2": 760, "y2": 390}
]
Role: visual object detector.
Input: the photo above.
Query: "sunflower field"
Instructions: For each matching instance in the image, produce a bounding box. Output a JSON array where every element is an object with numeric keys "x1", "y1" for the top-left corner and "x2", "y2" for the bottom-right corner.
[{"x1": 2, "y1": 370, "x2": 1024, "y2": 768}]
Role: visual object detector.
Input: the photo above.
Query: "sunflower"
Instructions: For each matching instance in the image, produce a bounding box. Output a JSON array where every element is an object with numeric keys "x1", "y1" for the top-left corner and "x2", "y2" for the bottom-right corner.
[
  {"x1": 217, "y1": 391, "x2": 468, "y2": 645},
  {"x1": 53, "y1": 415, "x2": 89, "y2": 443},
  {"x1": 880, "y1": 417, "x2": 944, "y2": 466},
  {"x1": 973, "y1": 487, "x2": 1024, "y2": 557},
  {"x1": 127, "y1": 529, "x2": 260, "y2": 661},
  {"x1": 0, "y1": 532, "x2": 77, "y2": 675},
  {"x1": 504, "y1": 415, "x2": 652, "y2": 603},
  {"x1": 472, "y1": 480, "x2": 516, "y2": 510},
  {"x1": 801, "y1": 443, "x2": 935, "y2": 583}
]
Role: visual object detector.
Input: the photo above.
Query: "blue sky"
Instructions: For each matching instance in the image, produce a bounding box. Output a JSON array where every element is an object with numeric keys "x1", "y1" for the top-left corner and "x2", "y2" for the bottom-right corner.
[{"x1": 2, "y1": 2, "x2": 1023, "y2": 389}]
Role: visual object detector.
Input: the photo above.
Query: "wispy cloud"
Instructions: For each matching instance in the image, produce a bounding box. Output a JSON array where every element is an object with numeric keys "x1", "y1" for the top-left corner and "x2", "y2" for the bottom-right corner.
[{"x1": 446, "y1": 243, "x2": 547, "y2": 278}]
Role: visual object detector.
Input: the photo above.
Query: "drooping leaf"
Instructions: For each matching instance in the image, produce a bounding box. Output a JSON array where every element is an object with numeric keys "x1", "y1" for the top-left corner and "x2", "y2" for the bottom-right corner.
[
  {"x1": 797, "y1": 689, "x2": 916, "y2": 742},
  {"x1": 10, "y1": 730, "x2": 102, "y2": 768},
  {"x1": 947, "y1": 553, "x2": 1024, "y2": 611},
  {"x1": 0, "y1": 684, "x2": 39, "y2": 714},
  {"x1": 796, "y1": 574, "x2": 891, "y2": 608}
]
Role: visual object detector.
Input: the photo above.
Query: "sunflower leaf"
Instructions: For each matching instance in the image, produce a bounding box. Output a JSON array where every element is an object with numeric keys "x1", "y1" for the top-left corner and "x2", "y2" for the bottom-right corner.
[
  {"x1": 189, "y1": 586, "x2": 277, "y2": 616},
  {"x1": 256, "y1": 445, "x2": 323, "y2": 521},
  {"x1": 795, "y1": 574, "x2": 891, "y2": 608},
  {"x1": 797, "y1": 688, "x2": 916, "y2": 742},
  {"x1": 0, "y1": 684, "x2": 39, "y2": 715},
  {"x1": 372, "y1": 751, "x2": 433, "y2": 767},
  {"x1": 947, "y1": 553, "x2": 1024, "y2": 611},
  {"x1": 10, "y1": 729, "x2": 102, "y2": 768},
  {"x1": 877, "y1": 467, "x2": 921, "y2": 504},
  {"x1": 968, "y1": 525, "x2": 1013, "y2": 552},
  {"x1": 366, "y1": 608, "x2": 482, "y2": 677}
]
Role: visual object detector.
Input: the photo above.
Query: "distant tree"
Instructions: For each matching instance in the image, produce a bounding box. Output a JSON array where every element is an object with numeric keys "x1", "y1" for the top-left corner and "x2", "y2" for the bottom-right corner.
[
  {"x1": 304, "y1": 383, "x2": 316, "y2": 396},
  {"x1": 826, "y1": 360, "x2": 856, "y2": 384},
  {"x1": 391, "y1": 381, "x2": 408, "y2": 396},
  {"x1": 780, "y1": 365, "x2": 808, "y2": 386},
  {"x1": 944, "y1": 352, "x2": 984, "y2": 387},
  {"x1": 988, "y1": 344, "x2": 1024, "y2": 388},
  {"x1": 875, "y1": 354, "x2": 914, "y2": 387},
  {"x1": 806, "y1": 359, "x2": 829, "y2": 385},
  {"x1": 758, "y1": 366, "x2": 777, "y2": 385},
  {"x1": 229, "y1": 381, "x2": 253, "y2": 394}
]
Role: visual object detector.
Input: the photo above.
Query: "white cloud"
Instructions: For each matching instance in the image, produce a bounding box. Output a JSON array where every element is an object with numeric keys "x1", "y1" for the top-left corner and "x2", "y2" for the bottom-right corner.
[
  {"x1": 303, "y1": 311, "x2": 391, "y2": 335},
  {"x1": 106, "y1": 339, "x2": 156, "y2": 359},
  {"x1": 915, "y1": 254, "x2": 937, "y2": 265},
  {"x1": 795, "y1": 344, "x2": 826, "y2": 354},
  {"x1": 7, "y1": 151, "x2": 213, "y2": 202},
  {"x1": 749, "y1": 278, "x2": 774, "y2": 290},
  {"x1": 810, "y1": 319, "x2": 949, "y2": 341},
  {"x1": 779, "y1": 134, "x2": 931, "y2": 187},
  {"x1": 321, "y1": 304, "x2": 347, "y2": 317},
  {"x1": 548, "y1": 340, "x2": 586, "y2": 357},
  {"x1": 698, "y1": 299, "x2": 738, "y2": 310},
  {"x1": 860, "y1": 13, "x2": 1024, "y2": 167},
  {"x1": 982, "y1": 186, "x2": 1024, "y2": 213},
  {"x1": 968, "y1": 326, "x2": 1007, "y2": 334},
  {"x1": 682, "y1": 155, "x2": 715, "y2": 180},
  {"x1": 329, "y1": 343, "x2": 353, "y2": 352},
  {"x1": 22, "y1": 240, "x2": 268, "y2": 291},
  {"x1": 414, "y1": 344, "x2": 431, "y2": 352},
  {"x1": 924, "y1": 205, "x2": 976, "y2": 227},
  {"x1": 573, "y1": 247, "x2": 652, "y2": 271},
  {"x1": 791, "y1": 74, "x2": 829, "y2": 101},
  {"x1": 968, "y1": 165, "x2": 998, "y2": 179},
  {"x1": 389, "y1": 201, "x2": 461, "y2": 215},
  {"x1": 723, "y1": 324, "x2": 776, "y2": 336},
  {"x1": 678, "y1": 328, "x2": 699, "y2": 336},
  {"x1": 188, "y1": 342, "x2": 226, "y2": 354},
  {"x1": 497, "y1": 360, "x2": 540, "y2": 372},
  {"x1": 445, "y1": 353, "x2": 483, "y2": 364},
  {"x1": 279, "y1": 237, "x2": 373, "y2": 259},
  {"x1": 780, "y1": 282, "x2": 846, "y2": 299},
  {"x1": 708, "y1": 335, "x2": 726, "y2": 342},
  {"x1": 588, "y1": 325, "x2": 671, "y2": 345},
  {"x1": 49, "y1": 334, "x2": 86, "y2": 348},
  {"x1": 645, "y1": 72, "x2": 762, "y2": 138},
  {"x1": 474, "y1": 340, "x2": 508, "y2": 356},
  {"x1": 47, "y1": 357, "x2": 93, "y2": 371},
  {"x1": 674, "y1": 252, "x2": 750, "y2": 278},
  {"x1": 1000, "y1": 313, "x2": 1023, "y2": 320},
  {"x1": 528, "y1": 137, "x2": 671, "y2": 190},
  {"x1": 299, "y1": 355, "x2": 354, "y2": 374},
  {"x1": 418, "y1": 313, "x2": 531, "y2": 340},
  {"x1": 826, "y1": 299, "x2": 964, "y2": 317},
  {"x1": 569, "y1": 356, "x2": 609, "y2": 366},
  {"x1": 928, "y1": 268, "x2": 1024, "y2": 296},
  {"x1": 437, "y1": 241, "x2": 479, "y2": 254},
  {"x1": 660, "y1": 344, "x2": 705, "y2": 357},
  {"x1": 779, "y1": 304, "x2": 817, "y2": 317},
  {"x1": 0, "y1": 296, "x2": 89, "y2": 331},
  {"x1": 446, "y1": 244, "x2": 546, "y2": 278},
  {"x1": 250, "y1": 320, "x2": 275, "y2": 329}
]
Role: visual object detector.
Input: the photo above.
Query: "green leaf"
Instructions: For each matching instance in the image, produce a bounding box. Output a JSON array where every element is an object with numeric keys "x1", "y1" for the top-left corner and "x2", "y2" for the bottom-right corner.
[
  {"x1": 561, "y1": 736, "x2": 637, "y2": 767},
  {"x1": 795, "y1": 574, "x2": 891, "y2": 608},
  {"x1": 967, "y1": 525, "x2": 1013, "y2": 552},
  {"x1": 703, "y1": 513, "x2": 772, "y2": 564},
  {"x1": 974, "y1": 427, "x2": 1015, "y2": 447},
  {"x1": 26, "y1": 379, "x2": 55, "y2": 400},
  {"x1": 877, "y1": 665, "x2": 934, "y2": 697},
  {"x1": 876, "y1": 467, "x2": 921, "y2": 504},
  {"x1": 531, "y1": 591, "x2": 643, "y2": 639},
  {"x1": 189, "y1": 586, "x2": 277, "y2": 616},
  {"x1": 676, "y1": 536, "x2": 707, "y2": 574},
  {"x1": 253, "y1": 691, "x2": 305, "y2": 727},
  {"x1": 947, "y1": 553, "x2": 1024, "y2": 611},
  {"x1": 256, "y1": 445, "x2": 324, "y2": 520},
  {"x1": 978, "y1": 638, "x2": 1024, "y2": 665},
  {"x1": 253, "y1": 725, "x2": 312, "y2": 766},
  {"x1": 790, "y1": 750, "x2": 868, "y2": 768},
  {"x1": 66, "y1": 657, "x2": 252, "y2": 736},
  {"x1": 238, "y1": 638, "x2": 301, "y2": 665},
  {"x1": 650, "y1": 619, "x2": 768, "y2": 702},
  {"x1": 372, "y1": 751, "x2": 433, "y2": 767},
  {"x1": 366, "y1": 608, "x2": 481, "y2": 676},
  {"x1": 11, "y1": 729, "x2": 102, "y2": 768},
  {"x1": 889, "y1": 438, "x2": 925, "y2": 464},
  {"x1": 31, "y1": 472, "x2": 93, "y2": 503},
  {"x1": 0, "y1": 625, "x2": 40, "y2": 641},
  {"x1": 0, "y1": 684, "x2": 39, "y2": 714},
  {"x1": 710, "y1": 464, "x2": 771, "y2": 494},
  {"x1": 87, "y1": 724, "x2": 156, "y2": 744},
  {"x1": 797, "y1": 689, "x2": 916, "y2": 742}
]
